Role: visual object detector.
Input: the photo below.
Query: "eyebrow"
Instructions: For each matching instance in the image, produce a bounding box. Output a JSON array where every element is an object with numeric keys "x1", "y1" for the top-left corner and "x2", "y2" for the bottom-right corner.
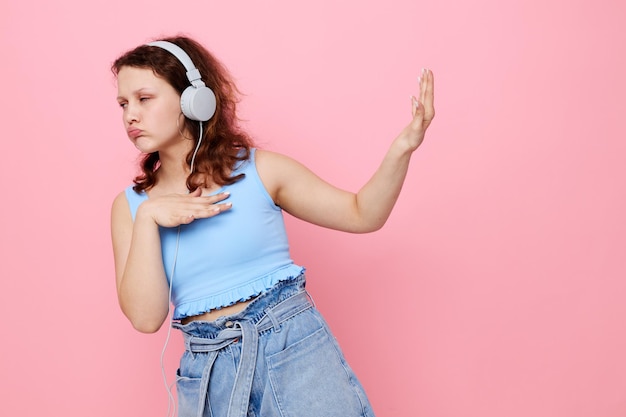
[{"x1": 116, "y1": 88, "x2": 154, "y2": 101}]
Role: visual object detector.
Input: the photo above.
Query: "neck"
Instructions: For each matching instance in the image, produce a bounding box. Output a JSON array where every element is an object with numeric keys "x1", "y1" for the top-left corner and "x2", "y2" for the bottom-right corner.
[{"x1": 155, "y1": 141, "x2": 194, "y2": 191}]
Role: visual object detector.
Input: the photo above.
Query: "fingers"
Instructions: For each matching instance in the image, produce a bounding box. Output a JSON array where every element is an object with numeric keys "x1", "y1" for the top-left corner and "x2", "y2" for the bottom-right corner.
[
  {"x1": 411, "y1": 95, "x2": 420, "y2": 118},
  {"x1": 188, "y1": 192, "x2": 232, "y2": 220},
  {"x1": 411, "y1": 69, "x2": 435, "y2": 125},
  {"x1": 412, "y1": 69, "x2": 432, "y2": 111},
  {"x1": 204, "y1": 191, "x2": 231, "y2": 204},
  {"x1": 419, "y1": 68, "x2": 427, "y2": 104},
  {"x1": 147, "y1": 190, "x2": 234, "y2": 227},
  {"x1": 420, "y1": 69, "x2": 435, "y2": 121},
  {"x1": 186, "y1": 190, "x2": 230, "y2": 208},
  {"x1": 183, "y1": 200, "x2": 232, "y2": 222},
  {"x1": 403, "y1": 69, "x2": 435, "y2": 149},
  {"x1": 417, "y1": 69, "x2": 434, "y2": 102},
  {"x1": 410, "y1": 97, "x2": 425, "y2": 132}
]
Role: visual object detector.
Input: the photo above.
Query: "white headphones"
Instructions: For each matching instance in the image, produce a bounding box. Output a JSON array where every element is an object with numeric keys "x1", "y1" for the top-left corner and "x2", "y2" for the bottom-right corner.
[{"x1": 147, "y1": 40, "x2": 217, "y2": 122}]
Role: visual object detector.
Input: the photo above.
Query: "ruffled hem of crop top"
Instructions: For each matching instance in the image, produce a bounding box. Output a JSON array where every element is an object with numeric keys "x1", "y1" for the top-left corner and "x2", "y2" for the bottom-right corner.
[{"x1": 174, "y1": 264, "x2": 305, "y2": 320}]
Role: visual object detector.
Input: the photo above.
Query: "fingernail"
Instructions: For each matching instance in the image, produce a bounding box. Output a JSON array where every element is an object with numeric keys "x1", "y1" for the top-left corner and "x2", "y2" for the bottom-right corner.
[
  {"x1": 422, "y1": 68, "x2": 427, "y2": 75},
  {"x1": 418, "y1": 76, "x2": 422, "y2": 84}
]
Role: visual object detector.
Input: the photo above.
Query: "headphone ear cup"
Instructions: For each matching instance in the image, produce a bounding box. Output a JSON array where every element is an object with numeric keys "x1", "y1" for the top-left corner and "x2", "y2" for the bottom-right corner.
[{"x1": 180, "y1": 86, "x2": 217, "y2": 122}]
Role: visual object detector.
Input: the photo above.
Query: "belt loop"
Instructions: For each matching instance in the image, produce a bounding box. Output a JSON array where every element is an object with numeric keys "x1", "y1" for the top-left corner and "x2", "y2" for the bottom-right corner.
[
  {"x1": 265, "y1": 307, "x2": 281, "y2": 333},
  {"x1": 184, "y1": 334, "x2": 193, "y2": 352},
  {"x1": 305, "y1": 290, "x2": 317, "y2": 308}
]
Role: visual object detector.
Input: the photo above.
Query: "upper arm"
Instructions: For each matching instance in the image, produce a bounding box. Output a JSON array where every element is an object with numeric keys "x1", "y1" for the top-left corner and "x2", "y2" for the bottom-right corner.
[
  {"x1": 256, "y1": 150, "x2": 367, "y2": 232},
  {"x1": 111, "y1": 191, "x2": 133, "y2": 292}
]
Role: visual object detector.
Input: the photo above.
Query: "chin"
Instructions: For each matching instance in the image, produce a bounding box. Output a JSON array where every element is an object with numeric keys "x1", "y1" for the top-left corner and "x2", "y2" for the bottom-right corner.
[{"x1": 133, "y1": 139, "x2": 157, "y2": 154}]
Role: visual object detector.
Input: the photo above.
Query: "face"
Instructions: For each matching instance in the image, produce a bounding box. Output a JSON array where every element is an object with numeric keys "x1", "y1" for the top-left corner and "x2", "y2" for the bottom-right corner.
[{"x1": 116, "y1": 66, "x2": 189, "y2": 155}]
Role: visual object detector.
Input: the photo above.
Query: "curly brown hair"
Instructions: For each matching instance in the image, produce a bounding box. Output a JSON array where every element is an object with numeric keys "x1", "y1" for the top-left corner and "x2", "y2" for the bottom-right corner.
[{"x1": 112, "y1": 35, "x2": 253, "y2": 192}]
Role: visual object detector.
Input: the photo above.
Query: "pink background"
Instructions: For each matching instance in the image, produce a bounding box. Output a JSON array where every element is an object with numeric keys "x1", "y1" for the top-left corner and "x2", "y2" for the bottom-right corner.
[{"x1": 1, "y1": 1, "x2": 625, "y2": 416}]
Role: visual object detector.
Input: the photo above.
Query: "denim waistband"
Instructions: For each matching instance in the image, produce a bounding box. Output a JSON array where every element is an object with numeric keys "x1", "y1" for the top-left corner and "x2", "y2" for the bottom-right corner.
[
  {"x1": 172, "y1": 274, "x2": 307, "y2": 337},
  {"x1": 171, "y1": 275, "x2": 311, "y2": 417},
  {"x1": 176, "y1": 290, "x2": 312, "y2": 352}
]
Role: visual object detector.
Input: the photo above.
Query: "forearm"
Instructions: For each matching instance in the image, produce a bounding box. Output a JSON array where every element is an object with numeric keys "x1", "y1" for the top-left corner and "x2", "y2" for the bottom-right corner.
[
  {"x1": 353, "y1": 74, "x2": 434, "y2": 232},
  {"x1": 355, "y1": 137, "x2": 414, "y2": 231},
  {"x1": 118, "y1": 212, "x2": 171, "y2": 333}
]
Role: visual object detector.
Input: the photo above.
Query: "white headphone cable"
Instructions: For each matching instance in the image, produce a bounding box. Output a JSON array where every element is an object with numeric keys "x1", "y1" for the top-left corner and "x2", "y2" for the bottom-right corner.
[
  {"x1": 190, "y1": 122, "x2": 203, "y2": 175},
  {"x1": 161, "y1": 121, "x2": 203, "y2": 417},
  {"x1": 160, "y1": 225, "x2": 180, "y2": 417}
]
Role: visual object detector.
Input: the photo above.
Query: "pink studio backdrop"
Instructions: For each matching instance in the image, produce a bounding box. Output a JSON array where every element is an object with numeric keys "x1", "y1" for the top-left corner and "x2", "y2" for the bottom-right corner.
[{"x1": 1, "y1": 1, "x2": 625, "y2": 416}]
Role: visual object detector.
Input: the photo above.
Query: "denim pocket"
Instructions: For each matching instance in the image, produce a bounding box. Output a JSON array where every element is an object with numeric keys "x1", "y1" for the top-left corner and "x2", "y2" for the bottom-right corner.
[
  {"x1": 176, "y1": 370, "x2": 203, "y2": 417},
  {"x1": 267, "y1": 326, "x2": 371, "y2": 417}
]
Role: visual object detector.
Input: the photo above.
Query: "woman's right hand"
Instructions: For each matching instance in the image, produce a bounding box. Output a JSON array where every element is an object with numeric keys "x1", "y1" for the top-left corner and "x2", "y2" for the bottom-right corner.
[
  {"x1": 137, "y1": 187, "x2": 232, "y2": 228},
  {"x1": 111, "y1": 187, "x2": 232, "y2": 332}
]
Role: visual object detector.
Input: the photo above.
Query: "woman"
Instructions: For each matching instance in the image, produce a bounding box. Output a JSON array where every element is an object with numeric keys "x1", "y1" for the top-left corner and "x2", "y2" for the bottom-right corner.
[{"x1": 111, "y1": 36, "x2": 434, "y2": 417}]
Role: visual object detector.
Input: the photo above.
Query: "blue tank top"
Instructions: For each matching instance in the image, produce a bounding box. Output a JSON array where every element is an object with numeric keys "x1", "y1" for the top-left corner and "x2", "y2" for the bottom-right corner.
[{"x1": 124, "y1": 148, "x2": 305, "y2": 319}]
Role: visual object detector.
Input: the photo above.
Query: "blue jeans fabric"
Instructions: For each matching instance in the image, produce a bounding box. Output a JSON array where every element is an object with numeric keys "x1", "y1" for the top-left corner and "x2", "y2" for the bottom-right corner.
[{"x1": 172, "y1": 275, "x2": 375, "y2": 417}]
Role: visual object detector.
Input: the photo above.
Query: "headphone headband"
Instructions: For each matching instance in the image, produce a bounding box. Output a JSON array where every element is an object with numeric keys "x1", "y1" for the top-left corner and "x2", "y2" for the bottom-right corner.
[{"x1": 147, "y1": 41, "x2": 203, "y2": 87}]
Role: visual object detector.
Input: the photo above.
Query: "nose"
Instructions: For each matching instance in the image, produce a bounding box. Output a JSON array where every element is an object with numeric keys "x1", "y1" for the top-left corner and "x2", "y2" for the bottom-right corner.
[{"x1": 124, "y1": 102, "x2": 139, "y2": 124}]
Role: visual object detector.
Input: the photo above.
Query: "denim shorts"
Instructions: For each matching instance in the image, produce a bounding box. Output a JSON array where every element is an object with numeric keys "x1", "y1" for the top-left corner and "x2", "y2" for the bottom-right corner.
[{"x1": 172, "y1": 275, "x2": 375, "y2": 417}]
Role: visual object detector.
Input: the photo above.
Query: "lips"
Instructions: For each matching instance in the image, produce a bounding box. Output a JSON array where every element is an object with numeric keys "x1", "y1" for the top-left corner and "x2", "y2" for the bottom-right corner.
[{"x1": 127, "y1": 128, "x2": 142, "y2": 139}]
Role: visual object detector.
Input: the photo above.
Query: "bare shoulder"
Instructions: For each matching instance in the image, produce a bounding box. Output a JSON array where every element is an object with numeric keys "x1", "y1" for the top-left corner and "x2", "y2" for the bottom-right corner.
[
  {"x1": 111, "y1": 190, "x2": 132, "y2": 226},
  {"x1": 254, "y1": 149, "x2": 301, "y2": 201},
  {"x1": 254, "y1": 149, "x2": 333, "y2": 210},
  {"x1": 254, "y1": 148, "x2": 291, "y2": 167},
  {"x1": 111, "y1": 190, "x2": 133, "y2": 265},
  {"x1": 255, "y1": 149, "x2": 310, "y2": 177},
  {"x1": 112, "y1": 190, "x2": 129, "y2": 213}
]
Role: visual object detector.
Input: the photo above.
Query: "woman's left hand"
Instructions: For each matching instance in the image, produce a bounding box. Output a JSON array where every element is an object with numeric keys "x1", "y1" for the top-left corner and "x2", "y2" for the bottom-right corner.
[{"x1": 402, "y1": 68, "x2": 435, "y2": 151}]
